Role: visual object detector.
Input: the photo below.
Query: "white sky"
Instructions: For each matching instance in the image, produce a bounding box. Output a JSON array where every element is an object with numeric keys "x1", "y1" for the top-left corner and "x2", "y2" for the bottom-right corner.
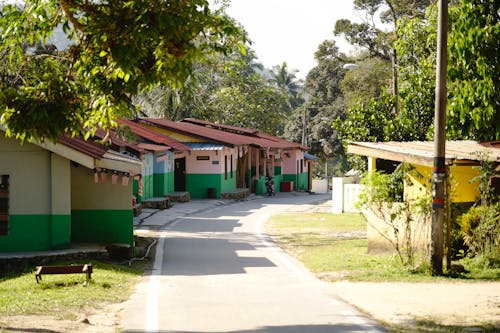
[{"x1": 225, "y1": 1, "x2": 362, "y2": 79}]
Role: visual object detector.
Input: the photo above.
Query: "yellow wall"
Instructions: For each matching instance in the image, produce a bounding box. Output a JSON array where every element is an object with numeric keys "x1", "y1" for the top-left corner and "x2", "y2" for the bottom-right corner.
[
  {"x1": 140, "y1": 123, "x2": 204, "y2": 143},
  {"x1": 405, "y1": 164, "x2": 480, "y2": 203},
  {"x1": 71, "y1": 166, "x2": 133, "y2": 210},
  {"x1": 0, "y1": 135, "x2": 52, "y2": 214},
  {"x1": 51, "y1": 154, "x2": 71, "y2": 215}
]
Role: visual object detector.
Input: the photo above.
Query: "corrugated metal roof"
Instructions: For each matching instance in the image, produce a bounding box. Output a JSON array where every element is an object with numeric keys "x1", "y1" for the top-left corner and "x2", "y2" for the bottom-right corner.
[
  {"x1": 142, "y1": 118, "x2": 305, "y2": 150},
  {"x1": 118, "y1": 119, "x2": 190, "y2": 151},
  {"x1": 348, "y1": 140, "x2": 500, "y2": 166},
  {"x1": 139, "y1": 118, "x2": 252, "y2": 146},
  {"x1": 93, "y1": 128, "x2": 148, "y2": 155},
  {"x1": 59, "y1": 135, "x2": 107, "y2": 159},
  {"x1": 184, "y1": 142, "x2": 224, "y2": 150},
  {"x1": 181, "y1": 118, "x2": 306, "y2": 150},
  {"x1": 182, "y1": 118, "x2": 258, "y2": 135}
]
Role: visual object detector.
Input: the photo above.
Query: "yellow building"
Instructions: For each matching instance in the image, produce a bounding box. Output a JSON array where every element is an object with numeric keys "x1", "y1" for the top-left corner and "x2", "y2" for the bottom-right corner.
[{"x1": 347, "y1": 140, "x2": 500, "y2": 253}]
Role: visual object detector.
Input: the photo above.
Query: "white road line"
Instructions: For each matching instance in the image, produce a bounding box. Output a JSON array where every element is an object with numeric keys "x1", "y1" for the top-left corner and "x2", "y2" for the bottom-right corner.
[
  {"x1": 255, "y1": 211, "x2": 307, "y2": 277},
  {"x1": 144, "y1": 234, "x2": 165, "y2": 332}
]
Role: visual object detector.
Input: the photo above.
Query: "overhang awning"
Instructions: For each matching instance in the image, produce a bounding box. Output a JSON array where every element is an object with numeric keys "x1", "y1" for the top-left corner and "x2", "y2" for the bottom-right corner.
[
  {"x1": 304, "y1": 152, "x2": 319, "y2": 160},
  {"x1": 184, "y1": 142, "x2": 225, "y2": 150},
  {"x1": 37, "y1": 139, "x2": 142, "y2": 174},
  {"x1": 136, "y1": 143, "x2": 171, "y2": 152},
  {"x1": 347, "y1": 140, "x2": 500, "y2": 166}
]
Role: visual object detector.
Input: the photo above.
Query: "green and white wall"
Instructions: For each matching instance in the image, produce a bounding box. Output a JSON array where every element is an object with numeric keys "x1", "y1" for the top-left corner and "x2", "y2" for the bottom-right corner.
[
  {"x1": 0, "y1": 135, "x2": 71, "y2": 252},
  {"x1": 185, "y1": 147, "x2": 237, "y2": 198},
  {"x1": 71, "y1": 166, "x2": 134, "y2": 248},
  {"x1": 153, "y1": 151, "x2": 175, "y2": 197}
]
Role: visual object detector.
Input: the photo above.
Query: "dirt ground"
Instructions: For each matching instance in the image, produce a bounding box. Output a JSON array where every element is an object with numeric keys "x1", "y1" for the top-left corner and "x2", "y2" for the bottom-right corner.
[
  {"x1": 1, "y1": 280, "x2": 499, "y2": 332},
  {"x1": 330, "y1": 281, "x2": 500, "y2": 330}
]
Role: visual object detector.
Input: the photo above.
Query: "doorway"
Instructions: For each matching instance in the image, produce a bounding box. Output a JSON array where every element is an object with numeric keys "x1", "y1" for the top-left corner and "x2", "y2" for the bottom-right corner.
[{"x1": 174, "y1": 157, "x2": 186, "y2": 191}]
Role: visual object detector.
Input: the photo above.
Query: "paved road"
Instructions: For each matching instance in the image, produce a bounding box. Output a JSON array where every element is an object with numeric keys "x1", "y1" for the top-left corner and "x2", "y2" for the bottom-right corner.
[{"x1": 122, "y1": 194, "x2": 387, "y2": 333}]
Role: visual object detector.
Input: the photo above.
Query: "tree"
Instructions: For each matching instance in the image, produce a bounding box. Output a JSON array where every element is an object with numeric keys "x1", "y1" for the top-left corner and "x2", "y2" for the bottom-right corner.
[
  {"x1": 448, "y1": 0, "x2": 500, "y2": 140},
  {"x1": 340, "y1": 56, "x2": 391, "y2": 109},
  {"x1": 269, "y1": 62, "x2": 304, "y2": 110},
  {"x1": 0, "y1": 0, "x2": 245, "y2": 142},
  {"x1": 334, "y1": 0, "x2": 431, "y2": 113},
  {"x1": 285, "y1": 40, "x2": 347, "y2": 176}
]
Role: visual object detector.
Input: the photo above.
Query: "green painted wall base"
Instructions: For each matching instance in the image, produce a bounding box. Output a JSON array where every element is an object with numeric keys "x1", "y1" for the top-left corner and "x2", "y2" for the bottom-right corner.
[
  {"x1": 0, "y1": 214, "x2": 71, "y2": 252},
  {"x1": 283, "y1": 173, "x2": 308, "y2": 191},
  {"x1": 186, "y1": 173, "x2": 236, "y2": 199},
  {"x1": 71, "y1": 210, "x2": 134, "y2": 248},
  {"x1": 153, "y1": 171, "x2": 174, "y2": 197}
]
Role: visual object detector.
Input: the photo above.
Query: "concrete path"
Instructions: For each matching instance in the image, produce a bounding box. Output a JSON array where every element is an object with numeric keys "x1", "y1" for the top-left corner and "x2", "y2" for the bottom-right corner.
[{"x1": 122, "y1": 193, "x2": 387, "y2": 333}]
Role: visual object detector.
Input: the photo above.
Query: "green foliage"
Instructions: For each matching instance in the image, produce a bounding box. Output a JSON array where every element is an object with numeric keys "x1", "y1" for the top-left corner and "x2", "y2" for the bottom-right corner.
[
  {"x1": 133, "y1": 46, "x2": 289, "y2": 135},
  {"x1": 458, "y1": 203, "x2": 500, "y2": 267},
  {"x1": 337, "y1": 0, "x2": 499, "y2": 148},
  {"x1": 458, "y1": 153, "x2": 500, "y2": 268},
  {"x1": 0, "y1": 0, "x2": 245, "y2": 142},
  {"x1": 340, "y1": 56, "x2": 392, "y2": 109},
  {"x1": 284, "y1": 40, "x2": 347, "y2": 165},
  {"x1": 269, "y1": 62, "x2": 304, "y2": 110},
  {"x1": 448, "y1": 0, "x2": 500, "y2": 140}
]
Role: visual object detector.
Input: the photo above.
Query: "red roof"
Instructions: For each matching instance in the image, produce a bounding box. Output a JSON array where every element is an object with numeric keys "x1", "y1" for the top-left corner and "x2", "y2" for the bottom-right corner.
[
  {"x1": 136, "y1": 143, "x2": 171, "y2": 152},
  {"x1": 94, "y1": 128, "x2": 148, "y2": 155},
  {"x1": 182, "y1": 118, "x2": 258, "y2": 135},
  {"x1": 139, "y1": 118, "x2": 253, "y2": 146},
  {"x1": 58, "y1": 135, "x2": 107, "y2": 159},
  {"x1": 181, "y1": 118, "x2": 306, "y2": 150},
  {"x1": 141, "y1": 118, "x2": 305, "y2": 150},
  {"x1": 118, "y1": 119, "x2": 190, "y2": 151},
  {"x1": 480, "y1": 141, "x2": 500, "y2": 149}
]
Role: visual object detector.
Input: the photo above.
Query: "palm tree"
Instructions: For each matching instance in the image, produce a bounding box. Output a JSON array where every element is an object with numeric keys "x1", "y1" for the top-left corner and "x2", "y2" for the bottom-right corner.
[{"x1": 269, "y1": 62, "x2": 304, "y2": 109}]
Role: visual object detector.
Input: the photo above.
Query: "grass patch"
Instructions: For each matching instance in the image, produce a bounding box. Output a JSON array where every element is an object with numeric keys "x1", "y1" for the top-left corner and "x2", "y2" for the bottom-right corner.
[
  {"x1": 266, "y1": 212, "x2": 498, "y2": 282},
  {"x1": 0, "y1": 260, "x2": 144, "y2": 318},
  {"x1": 388, "y1": 320, "x2": 498, "y2": 333}
]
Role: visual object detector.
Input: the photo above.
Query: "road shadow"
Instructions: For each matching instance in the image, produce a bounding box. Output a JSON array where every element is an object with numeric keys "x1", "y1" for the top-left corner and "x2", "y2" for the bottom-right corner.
[
  {"x1": 122, "y1": 323, "x2": 389, "y2": 333},
  {"x1": 163, "y1": 235, "x2": 276, "y2": 276}
]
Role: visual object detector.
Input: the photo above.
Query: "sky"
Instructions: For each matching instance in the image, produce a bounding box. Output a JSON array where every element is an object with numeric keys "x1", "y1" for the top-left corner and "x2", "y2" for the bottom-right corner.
[{"x1": 225, "y1": 1, "x2": 362, "y2": 79}]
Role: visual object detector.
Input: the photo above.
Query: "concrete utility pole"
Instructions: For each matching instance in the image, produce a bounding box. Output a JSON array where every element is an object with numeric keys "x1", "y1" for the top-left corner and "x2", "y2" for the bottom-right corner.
[{"x1": 431, "y1": 0, "x2": 448, "y2": 276}]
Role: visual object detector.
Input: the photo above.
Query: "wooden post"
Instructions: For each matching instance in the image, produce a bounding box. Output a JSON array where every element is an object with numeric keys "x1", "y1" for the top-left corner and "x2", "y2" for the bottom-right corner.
[{"x1": 431, "y1": 0, "x2": 448, "y2": 276}]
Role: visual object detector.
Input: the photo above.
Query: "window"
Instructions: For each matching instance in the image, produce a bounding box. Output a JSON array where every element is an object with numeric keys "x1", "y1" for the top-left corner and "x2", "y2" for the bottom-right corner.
[
  {"x1": 300, "y1": 159, "x2": 304, "y2": 173},
  {"x1": 230, "y1": 154, "x2": 233, "y2": 178},
  {"x1": 0, "y1": 175, "x2": 9, "y2": 236},
  {"x1": 224, "y1": 155, "x2": 228, "y2": 180}
]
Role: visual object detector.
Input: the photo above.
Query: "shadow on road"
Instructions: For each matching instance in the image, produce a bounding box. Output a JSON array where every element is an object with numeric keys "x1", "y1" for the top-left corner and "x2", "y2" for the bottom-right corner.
[{"x1": 122, "y1": 323, "x2": 386, "y2": 333}]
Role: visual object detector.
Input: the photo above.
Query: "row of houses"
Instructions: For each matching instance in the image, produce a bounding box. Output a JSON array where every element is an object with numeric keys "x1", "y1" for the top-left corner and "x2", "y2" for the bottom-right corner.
[{"x1": 0, "y1": 118, "x2": 313, "y2": 253}]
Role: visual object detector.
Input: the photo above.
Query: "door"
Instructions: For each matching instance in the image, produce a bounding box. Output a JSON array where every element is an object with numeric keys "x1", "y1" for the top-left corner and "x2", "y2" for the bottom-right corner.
[{"x1": 174, "y1": 157, "x2": 186, "y2": 192}]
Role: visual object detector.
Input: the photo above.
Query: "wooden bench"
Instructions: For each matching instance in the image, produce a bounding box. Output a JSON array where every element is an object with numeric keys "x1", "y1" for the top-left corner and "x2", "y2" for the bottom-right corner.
[{"x1": 35, "y1": 264, "x2": 93, "y2": 284}]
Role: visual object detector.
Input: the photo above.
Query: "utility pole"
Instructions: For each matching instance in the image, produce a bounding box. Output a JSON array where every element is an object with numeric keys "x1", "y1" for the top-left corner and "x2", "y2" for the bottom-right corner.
[{"x1": 431, "y1": 0, "x2": 448, "y2": 276}]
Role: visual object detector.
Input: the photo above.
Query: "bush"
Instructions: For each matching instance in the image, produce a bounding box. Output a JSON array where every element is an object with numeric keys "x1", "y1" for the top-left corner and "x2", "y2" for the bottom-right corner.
[{"x1": 459, "y1": 202, "x2": 500, "y2": 268}]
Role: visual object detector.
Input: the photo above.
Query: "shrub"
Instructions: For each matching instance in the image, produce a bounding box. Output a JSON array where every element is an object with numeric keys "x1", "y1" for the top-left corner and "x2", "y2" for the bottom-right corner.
[{"x1": 459, "y1": 202, "x2": 500, "y2": 268}]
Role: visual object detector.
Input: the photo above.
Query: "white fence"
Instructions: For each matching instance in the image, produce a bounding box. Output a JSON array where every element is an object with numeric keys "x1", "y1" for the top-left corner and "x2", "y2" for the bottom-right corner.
[
  {"x1": 311, "y1": 179, "x2": 329, "y2": 193},
  {"x1": 331, "y1": 177, "x2": 364, "y2": 213}
]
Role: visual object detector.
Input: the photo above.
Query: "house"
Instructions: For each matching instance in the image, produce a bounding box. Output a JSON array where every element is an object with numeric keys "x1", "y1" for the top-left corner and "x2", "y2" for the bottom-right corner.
[
  {"x1": 0, "y1": 131, "x2": 141, "y2": 253},
  {"x1": 137, "y1": 118, "x2": 311, "y2": 197},
  {"x1": 347, "y1": 140, "x2": 500, "y2": 253},
  {"x1": 117, "y1": 119, "x2": 191, "y2": 203},
  {"x1": 179, "y1": 118, "x2": 311, "y2": 194}
]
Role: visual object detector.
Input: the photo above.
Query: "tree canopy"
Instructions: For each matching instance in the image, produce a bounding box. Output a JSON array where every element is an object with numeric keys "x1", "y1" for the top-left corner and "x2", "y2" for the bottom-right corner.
[
  {"x1": 334, "y1": 0, "x2": 500, "y2": 159},
  {"x1": 0, "y1": 0, "x2": 245, "y2": 142}
]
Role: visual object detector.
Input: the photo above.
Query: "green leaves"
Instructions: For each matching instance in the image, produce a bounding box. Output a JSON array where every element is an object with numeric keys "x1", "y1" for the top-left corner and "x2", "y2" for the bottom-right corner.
[
  {"x1": 0, "y1": 0, "x2": 246, "y2": 142},
  {"x1": 448, "y1": 0, "x2": 500, "y2": 140}
]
